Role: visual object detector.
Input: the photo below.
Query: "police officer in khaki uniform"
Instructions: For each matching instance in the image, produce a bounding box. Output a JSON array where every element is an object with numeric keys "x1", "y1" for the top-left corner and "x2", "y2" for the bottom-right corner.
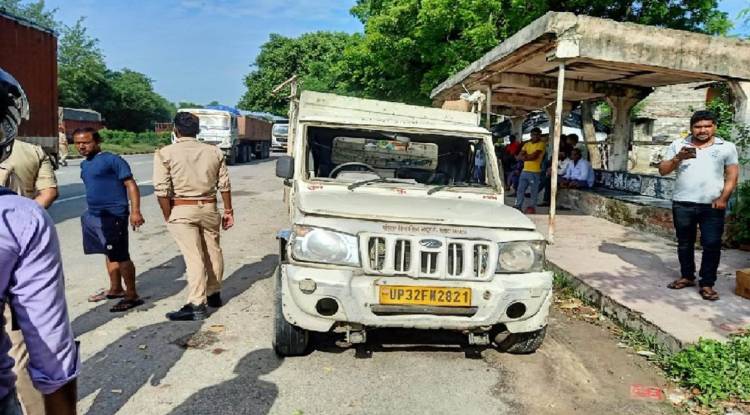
[
  {"x1": 0, "y1": 140, "x2": 58, "y2": 207},
  {"x1": 154, "y1": 112, "x2": 234, "y2": 321},
  {"x1": 0, "y1": 139, "x2": 58, "y2": 414},
  {"x1": 58, "y1": 125, "x2": 69, "y2": 166}
]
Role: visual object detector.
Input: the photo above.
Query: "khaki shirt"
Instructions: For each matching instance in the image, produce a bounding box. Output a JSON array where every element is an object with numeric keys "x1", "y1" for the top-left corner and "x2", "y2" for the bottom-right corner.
[
  {"x1": 153, "y1": 137, "x2": 231, "y2": 199},
  {"x1": 0, "y1": 141, "x2": 57, "y2": 198}
]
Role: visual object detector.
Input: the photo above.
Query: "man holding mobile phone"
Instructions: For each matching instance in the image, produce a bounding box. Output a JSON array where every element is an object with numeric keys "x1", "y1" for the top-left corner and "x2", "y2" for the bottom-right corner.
[
  {"x1": 659, "y1": 110, "x2": 739, "y2": 301},
  {"x1": 153, "y1": 112, "x2": 234, "y2": 321}
]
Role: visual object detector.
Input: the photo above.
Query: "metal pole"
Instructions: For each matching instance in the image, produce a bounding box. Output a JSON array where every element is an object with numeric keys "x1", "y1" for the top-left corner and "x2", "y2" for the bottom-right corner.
[
  {"x1": 548, "y1": 62, "x2": 566, "y2": 244},
  {"x1": 485, "y1": 85, "x2": 492, "y2": 130}
]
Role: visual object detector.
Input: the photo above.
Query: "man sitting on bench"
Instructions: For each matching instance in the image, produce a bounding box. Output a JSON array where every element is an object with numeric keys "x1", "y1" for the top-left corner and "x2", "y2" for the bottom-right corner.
[{"x1": 560, "y1": 148, "x2": 594, "y2": 189}]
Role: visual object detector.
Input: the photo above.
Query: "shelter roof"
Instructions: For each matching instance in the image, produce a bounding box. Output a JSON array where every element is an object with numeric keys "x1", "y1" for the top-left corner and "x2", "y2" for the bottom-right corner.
[{"x1": 430, "y1": 12, "x2": 750, "y2": 113}]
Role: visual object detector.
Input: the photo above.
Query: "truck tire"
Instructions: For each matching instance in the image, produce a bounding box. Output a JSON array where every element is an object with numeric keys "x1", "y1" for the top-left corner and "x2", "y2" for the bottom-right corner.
[
  {"x1": 238, "y1": 145, "x2": 249, "y2": 163},
  {"x1": 497, "y1": 327, "x2": 546, "y2": 354},
  {"x1": 273, "y1": 266, "x2": 309, "y2": 357},
  {"x1": 262, "y1": 141, "x2": 271, "y2": 159},
  {"x1": 227, "y1": 146, "x2": 237, "y2": 165}
]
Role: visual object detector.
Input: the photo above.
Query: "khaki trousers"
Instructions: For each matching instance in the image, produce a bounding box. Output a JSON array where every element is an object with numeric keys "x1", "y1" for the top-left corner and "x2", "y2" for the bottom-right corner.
[
  {"x1": 58, "y1": 140, "x2": 68, "y2": 163},
  {"x1": 167, "y1": 204, "x2": 224, "y2": 305},
  {"x1": 3, "y1": 307, "x2": 44, "y2": 415}
]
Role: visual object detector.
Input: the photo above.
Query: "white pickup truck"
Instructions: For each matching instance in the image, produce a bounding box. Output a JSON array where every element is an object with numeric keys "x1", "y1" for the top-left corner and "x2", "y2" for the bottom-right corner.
[{"x1": 273, "y1": 91, "x2": 552, "y2": 356}]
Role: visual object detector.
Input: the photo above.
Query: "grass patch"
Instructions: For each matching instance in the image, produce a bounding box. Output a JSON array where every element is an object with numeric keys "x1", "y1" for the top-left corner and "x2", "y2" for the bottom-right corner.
[
  {"x1": 664, "y1": 333, "x2": 750, "y2": 406},
  {"x1": 551, "y1": 268, "x2": 750, "y2": 409},
  {"x1": 67, "y1": 142, "x2": 159, "y2": 156}
]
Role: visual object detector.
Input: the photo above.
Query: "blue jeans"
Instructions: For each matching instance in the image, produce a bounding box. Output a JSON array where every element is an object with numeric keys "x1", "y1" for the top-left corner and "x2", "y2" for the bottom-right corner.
[
  {"x1": 0, "y1": 389, "x2": 22, "y2": 415},
  {"x1": 672, "y1": 201, "x2": 725, "y2": 287},
  {"x1": 473, "y1": 165, "x2": 485, "y2": 184},
  {"x1": 515, "y1": 171, "x2": 541, "y2": 209}
]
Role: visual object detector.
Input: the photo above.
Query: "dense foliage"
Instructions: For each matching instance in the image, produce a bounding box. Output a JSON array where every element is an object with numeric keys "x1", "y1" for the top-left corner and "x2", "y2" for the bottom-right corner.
[
  {"x1": 97, "y1": 129, "x2": 171, "y2": 147},
  {"x1": 238, "y1": 32, "x2": 359, "y2": 114},
  {"x1": 666, "y1": 333, "x2": 750, "y2": 406}
]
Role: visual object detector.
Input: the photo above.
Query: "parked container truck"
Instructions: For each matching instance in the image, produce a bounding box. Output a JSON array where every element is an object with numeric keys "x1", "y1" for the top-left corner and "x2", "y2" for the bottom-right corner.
[
  {"x1": 0, "y1": 11, "x2": 59, "y2": 165},
  {"x1": 60, "y1": 107, "x2": 105, "y2": 141},
  {"x1": 177, "y1": 106, "x2": 272, "y2": 164}
]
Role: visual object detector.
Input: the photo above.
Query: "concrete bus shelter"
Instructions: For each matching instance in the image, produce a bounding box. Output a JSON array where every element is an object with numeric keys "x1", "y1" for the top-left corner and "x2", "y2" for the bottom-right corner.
[
  {"x1": 432, "y1": 12, "x2": 750, "y2": 349},
  {"x1": 431, "y1": 12, "x2": 750, "y2": 241}
]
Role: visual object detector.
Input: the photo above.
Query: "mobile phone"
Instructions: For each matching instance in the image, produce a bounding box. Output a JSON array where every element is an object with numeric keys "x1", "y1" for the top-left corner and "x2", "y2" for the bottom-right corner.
[{"x1": 683, "y1": 146, "x2": 696, "y2": 157}]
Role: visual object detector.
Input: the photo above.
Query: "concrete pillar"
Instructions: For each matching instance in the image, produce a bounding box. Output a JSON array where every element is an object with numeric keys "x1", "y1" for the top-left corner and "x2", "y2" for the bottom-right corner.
[
  {"x1": 581, "y1": 101, "x2": 603, "y2": 168},
  {"x1": 510, "y1": 116, "x2": 524, "y2": 141},
  {"x1": 729, "y1": 81, "x2": 750, "y2": 182},
  {"x1": 485, "y1": 86, "x2": 493, "y2": 130},
  {"x1": 606, "y1": 95, "x2": 642, "y2": 171},
  {"x1": 545, "y1": 104, "x2": 569, "y2": 158}
]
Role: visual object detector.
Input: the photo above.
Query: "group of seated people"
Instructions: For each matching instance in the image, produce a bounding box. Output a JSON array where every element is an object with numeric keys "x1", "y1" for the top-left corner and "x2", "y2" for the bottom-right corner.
[{"x1": 500, "y1": 132, "x2": 595, "y2": 204}]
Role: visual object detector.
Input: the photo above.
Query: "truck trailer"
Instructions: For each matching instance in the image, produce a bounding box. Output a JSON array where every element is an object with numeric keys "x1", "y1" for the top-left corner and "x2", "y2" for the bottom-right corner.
[
  {"x1": 0, "y1": 11, "x2": 59, "y2": 165},
  {"x1": 177, "y1": 106, "x2": 273, "y2": 164}
]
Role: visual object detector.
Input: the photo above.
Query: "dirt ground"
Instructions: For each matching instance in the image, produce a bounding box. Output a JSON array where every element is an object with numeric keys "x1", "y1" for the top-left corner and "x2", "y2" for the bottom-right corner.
[{"x1": 485, "y1": 306, "x2": 676, "y2": 415}]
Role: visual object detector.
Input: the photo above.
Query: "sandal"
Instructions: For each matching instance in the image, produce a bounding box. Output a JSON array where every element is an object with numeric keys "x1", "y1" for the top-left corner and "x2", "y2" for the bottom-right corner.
[
  {"x1": 667, "y1": 278, "x2": 696, "y2": 290},
  {"x1": 699, "y1": 287, "x2": 719, "y2": 301},
  {"x1": 88, "y1": 290, "x2": 125, "y2": 302},
  {"x1": 109, "y1": 298, "x2": 144, "y2": 312}
]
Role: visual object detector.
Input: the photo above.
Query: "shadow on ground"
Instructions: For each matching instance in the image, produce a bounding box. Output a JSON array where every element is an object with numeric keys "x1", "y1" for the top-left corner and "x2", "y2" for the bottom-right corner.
[
  {"x1": 166, "y1": 348, "x2": 281, "y2": 415},
  {"x1": 79, "y1": 254, "x2": 278, "y2": 415},
  {"x1": 71, "y1": 255, "x2": 186, "y2": 337}
]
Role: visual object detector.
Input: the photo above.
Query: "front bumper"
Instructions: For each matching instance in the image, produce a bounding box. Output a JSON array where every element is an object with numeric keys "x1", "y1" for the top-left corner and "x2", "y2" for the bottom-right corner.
[
  {"x1": 271, "y1": 137, "x2": 287, "y2": 149},
  {"x1": 280, "y1": 264, "x2": 553, "y2": 333}
]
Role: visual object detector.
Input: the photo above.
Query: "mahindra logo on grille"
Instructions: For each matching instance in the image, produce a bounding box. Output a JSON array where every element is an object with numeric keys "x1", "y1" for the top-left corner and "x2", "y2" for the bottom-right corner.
[{"x1": 420, "y1": 239, "x2": 442, "y2": 249}]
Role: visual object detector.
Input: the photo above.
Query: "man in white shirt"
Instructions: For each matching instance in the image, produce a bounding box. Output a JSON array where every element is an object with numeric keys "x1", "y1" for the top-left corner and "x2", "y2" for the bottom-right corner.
[
  {"x1": 659, "y1": 110, "x2": 739, "y2": 301},
  {"x1": 561, "y1": 148, "x2": 594, "y2": 189}
]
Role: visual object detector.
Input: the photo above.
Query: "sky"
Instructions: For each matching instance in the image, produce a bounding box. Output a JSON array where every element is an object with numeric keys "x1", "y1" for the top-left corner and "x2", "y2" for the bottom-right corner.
[
  {"x1": 44, "y1": 0, "x2": 748, "y2": 108},
  {"x1": 45, "y1": 0, "x2": 363, "y2": 107}
]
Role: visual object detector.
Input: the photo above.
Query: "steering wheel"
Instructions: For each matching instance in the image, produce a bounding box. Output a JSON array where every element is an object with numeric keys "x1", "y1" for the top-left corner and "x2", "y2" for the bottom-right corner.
[{"x1": 329, "y1": 162, "x2": 380, "y2": 178}]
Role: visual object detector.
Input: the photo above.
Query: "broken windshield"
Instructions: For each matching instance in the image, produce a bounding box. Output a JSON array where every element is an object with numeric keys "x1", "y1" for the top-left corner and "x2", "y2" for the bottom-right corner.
[{"x1": 304, "y1": 126, "x2": 495, "y2": 190}]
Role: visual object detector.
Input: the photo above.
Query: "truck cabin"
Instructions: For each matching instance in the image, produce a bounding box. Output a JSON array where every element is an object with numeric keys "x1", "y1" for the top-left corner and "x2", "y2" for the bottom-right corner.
[
  {"x1": 177, "y1": 108, "x2": 236, "y2": 143},
  {"x1": 303, "y1": 125, "x2": 497, "y2": 189}
]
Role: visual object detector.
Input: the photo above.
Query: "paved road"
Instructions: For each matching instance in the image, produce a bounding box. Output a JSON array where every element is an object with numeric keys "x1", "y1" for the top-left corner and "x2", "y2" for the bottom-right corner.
[{"x1": 51, "y1": 154, "x2": 673, "y2": 414}]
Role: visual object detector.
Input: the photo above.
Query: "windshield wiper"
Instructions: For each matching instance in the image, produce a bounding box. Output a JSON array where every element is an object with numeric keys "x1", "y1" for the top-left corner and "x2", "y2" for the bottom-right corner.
[
  {"x1": 427, "y1": 185, "x2": 451, "y2": 195},
  {"x1": 347, "y1": 178, "x2": 406, "y2": 191}
]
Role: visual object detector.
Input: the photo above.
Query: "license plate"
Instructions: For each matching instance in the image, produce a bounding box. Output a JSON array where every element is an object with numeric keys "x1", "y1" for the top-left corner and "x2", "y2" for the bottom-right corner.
[{"x1": 379, "y1": 285, "x2": 471, "y2": 307}]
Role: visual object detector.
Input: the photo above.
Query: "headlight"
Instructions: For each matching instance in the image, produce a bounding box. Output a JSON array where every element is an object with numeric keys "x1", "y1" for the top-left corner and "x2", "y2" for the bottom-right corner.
[
  {"x1": 290, "y1": 226, "x2": 360, "y2": 267},
  {"x1": 496, "y1": 241, "x2": 545, "y2": 273}
]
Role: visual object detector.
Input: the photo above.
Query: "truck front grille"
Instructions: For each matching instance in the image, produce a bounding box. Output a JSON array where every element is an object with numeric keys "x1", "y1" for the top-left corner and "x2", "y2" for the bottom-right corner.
[{"x1": 361, "y1": 234, "x2": 495, "y2": 280}]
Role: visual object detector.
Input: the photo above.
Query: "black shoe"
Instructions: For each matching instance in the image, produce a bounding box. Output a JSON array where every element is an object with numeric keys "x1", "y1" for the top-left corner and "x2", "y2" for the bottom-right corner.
[
  {"x1": 166, "y1": 303, "x2": 207, "y2": 321},
  {"x1": 207, "y1": 292, "x2": 223, "y2": 308}
]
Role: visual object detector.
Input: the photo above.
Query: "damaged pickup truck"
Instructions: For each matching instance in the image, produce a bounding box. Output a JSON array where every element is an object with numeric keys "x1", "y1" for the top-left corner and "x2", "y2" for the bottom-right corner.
[{"x1": 273, "y1": 91, "x2": 552, "y2": 356}]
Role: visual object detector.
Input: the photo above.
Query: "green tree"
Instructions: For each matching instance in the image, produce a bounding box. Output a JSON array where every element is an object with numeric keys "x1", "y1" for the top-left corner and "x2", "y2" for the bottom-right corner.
[
  {"x1": 207, "y1": 100, "x2": 220, "y2": 106},
  {"x1": 57, "y1": 18, "x2": 110, "y2": 109},
  {"x1": 342, "y1": 0, "x2": 733, "y2": 105},
  {"x1": 238, "y1": 31, "x2": 359, "y2": 115},
  {"x1": 0, "y1": 0, "x2": 59, "y2": 29},
  {"x1": 99, "y1": 69, "x2": 175, "y2": 132},
  {"x1": 176, "y1": 101, "x2": 203, "y2": 109}
]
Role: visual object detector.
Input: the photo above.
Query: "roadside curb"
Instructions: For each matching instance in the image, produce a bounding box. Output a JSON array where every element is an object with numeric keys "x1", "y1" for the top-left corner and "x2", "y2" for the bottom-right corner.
[{"x1": 547, "y1": 261, "x2": 683, "y2": 354}]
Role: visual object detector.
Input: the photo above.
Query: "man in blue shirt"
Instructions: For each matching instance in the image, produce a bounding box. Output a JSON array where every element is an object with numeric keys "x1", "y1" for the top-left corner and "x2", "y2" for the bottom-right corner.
[
  {"x1": 74, "y1": 128, "x2": 145, "y2": 312},
  {"x1": 659, "y1": 111, "x2": 739, "y2": 301}
]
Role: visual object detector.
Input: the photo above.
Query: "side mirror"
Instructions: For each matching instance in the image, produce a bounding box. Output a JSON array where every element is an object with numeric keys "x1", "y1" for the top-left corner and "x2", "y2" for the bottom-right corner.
[{"x1": 276, "y1": 155, "x2": 295, "y2": 179}]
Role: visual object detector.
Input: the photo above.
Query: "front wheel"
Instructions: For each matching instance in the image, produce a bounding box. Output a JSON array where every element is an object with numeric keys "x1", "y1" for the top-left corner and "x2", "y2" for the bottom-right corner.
[
  {"x1": 273, "y1": 266, "x2": 309, "y2": 356},
  {"x1": 497, "y1": 327, "x2": 546, "y2": 354}
]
